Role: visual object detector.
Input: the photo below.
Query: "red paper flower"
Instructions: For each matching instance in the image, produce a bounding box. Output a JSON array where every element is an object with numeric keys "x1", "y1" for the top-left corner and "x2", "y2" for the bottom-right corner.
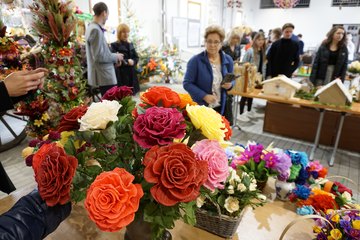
[
  {"x1": 143, "y1": 143, "x2": 208, "y2": 206},
  {"x1": 85, "y1": 168, "x2": 143, "y2": 232},
  {"x1": 140, "y1": 86, "x2": 181, "y2": 108},
  {"x1": 221, "y1": 116, "x2": 232, "y2": 140},
  {"x1": 101, "y1": 86, "x2": 133, "y2": 101},
  {"x1": 133, "y1": 106, "x2": 186, "y2": 148},
  {"x1": 32, "y1": 143, "x2": 78, "y2": 206},
  {"x1": 57, "y1": 105, "x2": 88, "y2": 132},
  {"x1": 332, "y1": 181, "x2": 353, "y2": 196}
]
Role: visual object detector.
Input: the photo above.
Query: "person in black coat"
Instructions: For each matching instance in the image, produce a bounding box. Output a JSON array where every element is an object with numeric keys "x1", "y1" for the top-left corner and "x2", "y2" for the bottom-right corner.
[
  {"x1": 310, "y1": 26, "x2": 348, "y2": 86},
  {"x1": 267, "y1": 23, "x2": 300, "y2": 78},
  {"x1": 0, "y1": 68, "x2": 47, "y2": 194},
  {"x1": 111, "y1": 23, "x2": 140, "y2": 94}
]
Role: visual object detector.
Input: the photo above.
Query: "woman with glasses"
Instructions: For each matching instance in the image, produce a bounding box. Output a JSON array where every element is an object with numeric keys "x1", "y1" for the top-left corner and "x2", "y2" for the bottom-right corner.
[{"x1": 183, "y1": 25, "x2": 234, "y2": 121}]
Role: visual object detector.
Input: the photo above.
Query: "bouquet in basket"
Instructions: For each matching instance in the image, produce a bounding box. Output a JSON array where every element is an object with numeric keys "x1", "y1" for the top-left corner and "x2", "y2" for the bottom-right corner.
[{"x1": 23, "y1": 85, "x2": 236, "y2": 239}]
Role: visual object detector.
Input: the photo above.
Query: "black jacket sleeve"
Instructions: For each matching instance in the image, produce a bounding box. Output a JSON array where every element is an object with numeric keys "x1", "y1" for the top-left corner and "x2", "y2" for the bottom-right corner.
[
  {"x1": 310, "y1": 47, "x2": 321, "y2": 84},
  {"x1": 0, "y1": 189, "x2": 71, "y2": 240},
  {"x1": 131, "y1": 43, "x2": 139, "y2": 66},
  {"x1": 0, "y1": 81, "x2": 14, "y2": 112}
]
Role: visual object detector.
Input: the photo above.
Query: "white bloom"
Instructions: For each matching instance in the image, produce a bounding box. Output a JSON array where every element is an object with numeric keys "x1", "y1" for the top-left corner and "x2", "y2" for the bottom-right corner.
[
  {"x1": 227, "y1": 185, "x2": 235, "y2": 194},
  {"x1": 79, "y1": 100, "x2": 121, "y2": 131},
  {"x1": 257, "y1": 193, "x2": 267, "y2": 202},
  {"x1": 342, "y1": 191, "x2": 352, "y2": 202},
  {"x1": 228, "y1": 168, "x2": 241, "y2": 186},
  {"x1": 196, "y1": 195, "x2": 206, "y2": 208},
  {"x1": 224, "y1": 197, "x2": 239, "y2": 213},
  {"x1": 237, "y1": 183, "x2": 247, "y2": 192},
  {"x1": 249, "y1": 182, "x2": 257, "y2": 191}
]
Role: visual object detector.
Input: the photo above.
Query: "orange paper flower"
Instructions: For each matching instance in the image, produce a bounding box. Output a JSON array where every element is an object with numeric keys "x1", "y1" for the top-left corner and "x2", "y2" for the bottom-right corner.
[
  {"x1": 140, "y1": 86, "x2": 181, "y2": 108},
  {"x1": 85, "y1": 168, "x2": 144, "y2": 232},
  {"x1": 221, "y1": 116, "x2": 232, "y2": 140},
  {"x1": 178, "y1": 93, "x2": 197, "y2": 109},
  {"x1": 147, "y1": 58, "x2": 158, "y2": 71}
]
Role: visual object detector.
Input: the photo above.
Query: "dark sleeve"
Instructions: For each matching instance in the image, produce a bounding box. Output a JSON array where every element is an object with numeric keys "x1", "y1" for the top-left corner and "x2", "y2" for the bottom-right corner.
[
  {"x1": 291, "y1": 42, "x2": 300, "y2": 73},
  {"x1": 130, "y1": 43, "x2": 139, "y2": 65},
  {"x1": 0, "y1": 189, "x2": 71, "y2": 240},
  {"x1": 339, "y1": 48, "x2": 348, "y2": 82},
  {"x1": 0, "y1": 81, "x2": 14, "y2": 112},
  {"x1": 266, "y1": 43, "x2": 275, "y2": 77},
  {"x1": 110, "y1": 42, "x2": 117, "y2": 53},
  {"x1": 310, "y1": 47, "x2": 321, "y2": 84}
]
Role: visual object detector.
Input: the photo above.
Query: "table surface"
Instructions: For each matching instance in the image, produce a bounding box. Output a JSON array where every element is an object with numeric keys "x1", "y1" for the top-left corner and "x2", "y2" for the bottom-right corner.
[
  {"x1": 230, "y1": 89, "x2": 360, "y2": 115},
  {"x1": 0, "y1": 178, "x2": 315, "y2": 240}
]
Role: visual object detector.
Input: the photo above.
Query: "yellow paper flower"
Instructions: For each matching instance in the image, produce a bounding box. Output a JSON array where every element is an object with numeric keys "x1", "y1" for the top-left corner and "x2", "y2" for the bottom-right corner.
[
  {"x1": 331, "y1": 214, "x2": 340, "y2": 223},
  {"x1": 22, "y1": 147, "x2": 34, "y2": 158},
  {"x1": 313, "y1": 226, "x2": 321, "y2": 233},
  {"x1": 312, "y1": 188, "x2": 335, "y2": 198},
  {"x1": 34, "y1": 119, "x2": 43, "y2": 127},
  {"x1": 329, "y1": 229, "x2": 342, "y2": 240},
  {"x1": 178, "y1": 93, "x2": 197, "y2": 109},
  {"x1": 60, "y1": 131, "x2": 84, "y2": 149},
  {"x1": 186, "y1": 105, "x2": 226, "y2": 142},
  {"x1": 41, "y1": 112, "x2": 50, "y2": 121},
  {"x1": 353, "y1": 220, "x2": 360, "y2": 230}
]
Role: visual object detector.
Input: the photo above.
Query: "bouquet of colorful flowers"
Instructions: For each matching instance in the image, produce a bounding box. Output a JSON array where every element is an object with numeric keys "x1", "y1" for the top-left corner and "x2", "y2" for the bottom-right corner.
[
  {"x1": 348, "y1": 61, "x2": 360, "y2": 74},
  {"x1": 23, "y1": 86, "x2": 236, "y2": 239},
  {"x1": 312, "y1": 209, "x2": 360, "y2": 239},
  {"x1": 283, "y1": 150, "x2": 310, "y2": 185}
]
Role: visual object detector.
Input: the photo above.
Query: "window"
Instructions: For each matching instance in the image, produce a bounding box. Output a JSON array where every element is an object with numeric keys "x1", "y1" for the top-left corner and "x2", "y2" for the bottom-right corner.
[
  {"x1": 260, "y1": 0, "x2": 310, "y2": 9},
  {"x1": 332, "y1": 0, "x2": 360, "y2": 7}
]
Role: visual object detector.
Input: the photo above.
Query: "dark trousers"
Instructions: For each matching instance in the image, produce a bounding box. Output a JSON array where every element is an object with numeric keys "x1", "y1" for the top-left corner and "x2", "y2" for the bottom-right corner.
[
  {"x1": 99, "y1": 85, "x2": 116, "y2": 96},
  {"x1": 239, "y1": 97, "x2": 253, "y2": 114},
  {"x1": 0, "y1": 162, "x2": 16, "y2": 194}
]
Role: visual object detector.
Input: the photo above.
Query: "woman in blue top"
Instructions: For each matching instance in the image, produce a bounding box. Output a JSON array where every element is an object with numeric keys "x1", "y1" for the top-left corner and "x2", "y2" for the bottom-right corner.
[{"x1": 183, "y1": 25, "x2": 234, "y2": 122}]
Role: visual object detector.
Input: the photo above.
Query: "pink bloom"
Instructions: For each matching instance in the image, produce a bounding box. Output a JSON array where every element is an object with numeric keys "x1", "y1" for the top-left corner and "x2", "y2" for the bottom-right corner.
[
  {"x1": 192, "y1": 140, "x2": 229, "y2": 191},
  {"x1": 133, "y1": 107, "x2": 186, "y2": 148},
  {"x1": 101, "y1": 86, "x2": 133, "y2": 101}
]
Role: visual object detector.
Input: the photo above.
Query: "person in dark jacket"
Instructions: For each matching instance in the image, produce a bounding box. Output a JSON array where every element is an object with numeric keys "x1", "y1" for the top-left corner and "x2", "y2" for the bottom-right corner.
[
  {"x1": 310, "y1": 26, "x2": 348, "y2": 86},
  {"x1": 183, "y1": 25, "x2": 234, "y2": 119},
  {"x1": 111, "y1": 23, "x2": 140, "y2": 94},
  {"x1": 221, "y1": 27, "x2": 242, "y2": 125},
  {"x1": 0, "y1": 189, "x2": 71, "y2": 240},
  {"x1": 0, "y1": 68, "x2": 47, "y2": 194},
  {"x1": 267, "y1": 23, "x2": 300, "y2": 78}
]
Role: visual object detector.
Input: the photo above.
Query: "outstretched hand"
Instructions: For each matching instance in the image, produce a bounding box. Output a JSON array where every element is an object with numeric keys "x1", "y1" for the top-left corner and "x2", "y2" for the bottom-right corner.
[{"x1": 3, "y1": 68, "x2": 48, "y2": 97}]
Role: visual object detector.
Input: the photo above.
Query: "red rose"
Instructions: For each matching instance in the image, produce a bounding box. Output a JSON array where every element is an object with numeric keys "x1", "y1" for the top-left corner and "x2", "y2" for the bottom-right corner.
[
  {"x1": 85, "y1": 168, "x2": 143, "y2": 232},
  {"x1": 143, "y1": 143, "x2": 208, "y2": 206},
  {"x1": 332, "y1": 181, "x2": 353, "y2": 196},
  {"x1": 140, "y1": 86, "x2": 181, "y2": 108},
  {"x1": 101, "y1": 86, "x2": 133, "y2": 101},
  {"x1": 133, "y1": 107, "x2": 186, "y2": 148},
  {"x1": 221, "y1": 116, "x2": 232, "y2": 140},
  {"x1": 57, "y1": 105, "x2": 88, "y2": 132},
  {"x1": 32, "y1": 143, "x2": 78, "y2": 206}
]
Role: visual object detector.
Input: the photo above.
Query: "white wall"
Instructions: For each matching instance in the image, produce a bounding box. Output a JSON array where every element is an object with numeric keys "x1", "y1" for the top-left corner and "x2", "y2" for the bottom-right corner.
[{"x1": 241, "y1": 0, "x2": 360, "y2": 50}]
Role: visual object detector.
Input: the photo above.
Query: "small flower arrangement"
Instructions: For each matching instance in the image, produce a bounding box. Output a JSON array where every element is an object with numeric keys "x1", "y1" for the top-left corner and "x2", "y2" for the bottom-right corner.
[
  {"x1": 24, "y1": 86, "x2": 236, "y2": 239},
  {"x1": 313, "y1": 209, "x2": 360, "y2": 240},
  {"x1": 282, "y1": 150, "x2": 309, "y2": 184},
  {"x1": 348, "y1": 61, "x2": 360, "y2": 74}
]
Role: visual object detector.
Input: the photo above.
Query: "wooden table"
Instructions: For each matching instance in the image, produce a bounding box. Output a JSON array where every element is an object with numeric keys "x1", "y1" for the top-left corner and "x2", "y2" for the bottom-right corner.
[
  {"x1": 230, "y1": 89, "x2": 360, "y2": 166},
  {"x1": 0, "y1": 179, "x2": 314, "y2": 240}
]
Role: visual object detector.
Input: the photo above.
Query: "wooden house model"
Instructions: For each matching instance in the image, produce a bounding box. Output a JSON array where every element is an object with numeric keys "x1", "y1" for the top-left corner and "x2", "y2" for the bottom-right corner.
[
  {"x1": 314, "y1": 79, "x2": 352, "y2": 106},
  {"x1": 261, "y1": 75, "x2": 302, "y2": 99},
  {"x1": 228, "y1": 62, "x2": 257, "y2": 95}
]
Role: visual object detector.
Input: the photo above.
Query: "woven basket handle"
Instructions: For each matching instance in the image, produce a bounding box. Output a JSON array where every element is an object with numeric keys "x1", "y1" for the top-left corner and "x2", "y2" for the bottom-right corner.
[{"x1": 279, "y1": 215, "x2": 334, "y2": 240}]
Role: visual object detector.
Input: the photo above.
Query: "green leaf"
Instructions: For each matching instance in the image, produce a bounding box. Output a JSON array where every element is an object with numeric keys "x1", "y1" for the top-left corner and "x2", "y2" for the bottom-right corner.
[
  {"x1": 63, "y1": 138, "x2": 76, "y2": 156},
  {"x1": 249, "y1": 158, "x2": 256, "y2": 171},
  {"x1": 180, "y1": 202, "x2": 197, "y2": 225}
]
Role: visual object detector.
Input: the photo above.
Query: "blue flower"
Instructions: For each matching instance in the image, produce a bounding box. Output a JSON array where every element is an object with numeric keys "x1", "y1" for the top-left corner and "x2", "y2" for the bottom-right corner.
[
  {"x1": 293, "y1": 184, "x2": 311, "y2": 200},
  {"x1": 340, "y1": 219, "x2": 351, "y2": 231},
  {"x1": 285, "y1": 150, "x2": 309, "y2": 168},
  {"x1": 295, "y1": 168, "x2": 309, "y2": 185},
  {"x1": 296, "y1": 206, "x2": 313, "y2": 215}
]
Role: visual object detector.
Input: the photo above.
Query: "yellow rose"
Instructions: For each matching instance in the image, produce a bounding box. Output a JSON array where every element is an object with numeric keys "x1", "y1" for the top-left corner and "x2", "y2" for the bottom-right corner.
[
  {"x1": 22, "y1": 147, "x2": 34, "y2": 158},
  {"x1": 329, "y1": 229, "x2": 342, "y2": 240},
  {"x1": 353, "y1": 220, "x2": 360, "y2": 230},
  {"x1": 186, "y1": 105, "x2": 226, "y2": 142}
]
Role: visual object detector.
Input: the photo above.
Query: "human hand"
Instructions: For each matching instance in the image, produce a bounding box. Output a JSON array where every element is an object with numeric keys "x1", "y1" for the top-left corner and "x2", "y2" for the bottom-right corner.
[
  {"x1": 3, "y1": 68, "x2": 48, "y2": 97},
  {"x1": 221, "y1": 82, "x2": 232, "y2": 90},
  {"x1": 203, "y1": 94, "x2": 217, "y2": 104},
  {"x1": 128, "y1": 59, "x2": 134, "y2": 66},
  {"x1": 117, "y1": 53, "x2": 124, "y2": 63}
]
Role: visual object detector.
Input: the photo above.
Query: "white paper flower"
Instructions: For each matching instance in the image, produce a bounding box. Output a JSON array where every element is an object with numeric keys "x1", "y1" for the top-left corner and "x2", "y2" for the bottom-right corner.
[
  {"x1": 237, "y1": 183, "x2": 246, "y2": 192},
  {"x1": 196, "y1": 195, "x2": 206, "y2": 208},
  {"x1": 342, "y1": 191, "x2": 352, "y2": 202},
  {"x1": 227, "y1": 185, "x2": 235, "y2": 194},
  {"x1": 224, "y1": 197, "x2": 240, "y2": 213},
  {"x1": 228, "y1": 168, "x2": 241, "y2": 186},
  {"x1": 257, "y1": 193, "x2": 267, "y2": 202},
  {"x1": 79, "y1": 100, "x2": 121, "y2": 131},
  {"x1": 249, "y1": 182, "x2": 257, "y2": 191}
]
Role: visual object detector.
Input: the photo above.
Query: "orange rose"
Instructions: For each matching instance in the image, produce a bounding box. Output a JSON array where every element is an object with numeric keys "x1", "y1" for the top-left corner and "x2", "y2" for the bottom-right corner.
[
  {"x1": 85, "y1": 168, "x2": 143, "y2": 232},
  {"x1": 221, "y1": 116, "x2": 232, "y2": 140},
  {"x1": 178, "y1": 93, "x2": 197, "y2": 109},
  {"x1": 32, "y1": 143, "x2": 78, "y2": 206},
  {"x1": 143, "y1": 143, "x2": 208, "y2": 206},
  {"x1": 140, "y1": 86, "x2": 181, "y2": 108}
]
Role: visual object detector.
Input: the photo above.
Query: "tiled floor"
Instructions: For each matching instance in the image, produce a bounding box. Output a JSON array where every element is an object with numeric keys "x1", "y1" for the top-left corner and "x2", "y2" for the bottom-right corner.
[{"x1": 0, "y1": 83, "x2": 359, "y2": 200}]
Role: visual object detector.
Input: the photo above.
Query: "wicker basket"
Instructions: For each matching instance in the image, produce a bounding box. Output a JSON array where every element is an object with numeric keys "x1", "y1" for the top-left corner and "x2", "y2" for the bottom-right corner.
[{"x1": 195, "y1": 208, "x2": 244, "y2": 238}]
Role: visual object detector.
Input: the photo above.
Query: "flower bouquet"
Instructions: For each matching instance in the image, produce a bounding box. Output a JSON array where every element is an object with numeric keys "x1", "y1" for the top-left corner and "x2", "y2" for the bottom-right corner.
[
  {"x1": 348, "y1": 61, "x2": 360, "y2": 75},
  {"x1": 24, "y1": 85, "x2": 236, "y2": 239}
]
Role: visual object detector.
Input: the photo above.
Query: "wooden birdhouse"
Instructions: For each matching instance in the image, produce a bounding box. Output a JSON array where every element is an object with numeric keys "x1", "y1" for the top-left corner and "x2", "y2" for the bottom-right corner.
[
  {"x1": 314, "y1": 79, "x2": 352, "y2": 106},
  {"x1": 261, "y1": 75, "x2": 302, "y2": 99},
  {"x1": 228, "y1": 62, "x2": 257, "y2": 94}
]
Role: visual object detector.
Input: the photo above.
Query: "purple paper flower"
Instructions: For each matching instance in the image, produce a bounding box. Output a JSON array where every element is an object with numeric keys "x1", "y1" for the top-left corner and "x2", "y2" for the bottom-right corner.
[
  {"x1": 273, "y1": 151, "x2": 292, "y2": 181},
  {"x1": 48, "y1": 131, "x2": 61, "y2": 140},
  {"x1": 240, "y1": 143, "x2": 264, "y2": 163},
  {"x1": 29, "y1": 139, "x2": 41, "y2": 147}
]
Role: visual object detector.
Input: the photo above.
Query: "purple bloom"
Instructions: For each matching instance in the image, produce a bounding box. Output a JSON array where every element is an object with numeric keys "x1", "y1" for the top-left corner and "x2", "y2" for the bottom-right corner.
[
  {"x1": 340, "y1": 219, "x2": 351, "y2": 231},
  {"x1": 240, "y1": 144, "x2": 264, "y2": 163},
  {"x1": 346, "y1": 228, "x2": 360, "y2": 239},
  {"x1": 48, "y1": 131, "x2": 61, "y2": 140},
  {"x1": 25, "y1": 154, "x2": 34, "y2": 167},
  {"x1": 273, "y1": 151, "x2": 292, "y2": 181},
  {"x1": 263, "y1": 152, "x2": 278, "y2": 169},
  {"x1": 316, "y1": 233, "x2": 327, "y2": 240},
  {"x1": 29, "y1": 139, "x2": 41, "y2": 147}
]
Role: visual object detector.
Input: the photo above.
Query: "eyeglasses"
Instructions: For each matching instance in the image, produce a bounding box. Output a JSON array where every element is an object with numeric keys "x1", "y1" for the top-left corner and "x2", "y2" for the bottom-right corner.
[{"x1": 206, "y1": 40, "x2": 221, "y2": 46}]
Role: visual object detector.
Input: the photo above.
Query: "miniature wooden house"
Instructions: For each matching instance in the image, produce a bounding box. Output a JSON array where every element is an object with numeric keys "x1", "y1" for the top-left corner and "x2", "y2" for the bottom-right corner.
[
  {"x1": 262, "y1": 75, "x2": 302, "y2": 99},
  {"x1": 228, "y1": 63, "x2": 257, "y2": 94},
  {"x1": 314, "y1": 79, "x2": 352, "y2": 106}
]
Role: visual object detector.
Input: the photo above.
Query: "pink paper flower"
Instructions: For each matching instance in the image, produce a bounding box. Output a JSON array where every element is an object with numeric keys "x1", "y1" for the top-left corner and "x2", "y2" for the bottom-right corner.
[
  {"x1": 101, "y1": 86, "x2": 133, "y2": 101},
  {"x1": 192, "y1": 139, "x2": 229, "y2": 191},
  {"x1": 133, "y1": 106, "x2": 186, "y2": 148}
]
